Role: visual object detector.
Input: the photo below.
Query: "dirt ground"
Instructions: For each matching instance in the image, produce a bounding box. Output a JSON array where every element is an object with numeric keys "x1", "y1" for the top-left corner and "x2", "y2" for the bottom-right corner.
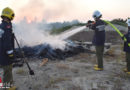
[
  {"x1": 7, "y1": 45, "x2": 130, "y2": 90},
  {"x1": 0, "y1": 25, "x2": 130, "y2": 90}
]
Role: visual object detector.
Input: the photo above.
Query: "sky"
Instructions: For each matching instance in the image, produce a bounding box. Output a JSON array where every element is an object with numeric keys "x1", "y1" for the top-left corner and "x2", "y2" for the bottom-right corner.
[{"x1": 0, "y1": 0, "x2": 130, "y2": 23}]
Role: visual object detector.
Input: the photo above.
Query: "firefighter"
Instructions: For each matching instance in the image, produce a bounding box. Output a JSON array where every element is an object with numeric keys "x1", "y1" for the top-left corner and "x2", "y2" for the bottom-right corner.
[
  {"x1": 0, "y1": 7, "x2": 16, "y2": 90},
  {"x1": 123, "y1": 19, "x2": 130, "y2": 75},
  {"x1": 86, "y1": 10, "x2": 105, "y2": 71}
]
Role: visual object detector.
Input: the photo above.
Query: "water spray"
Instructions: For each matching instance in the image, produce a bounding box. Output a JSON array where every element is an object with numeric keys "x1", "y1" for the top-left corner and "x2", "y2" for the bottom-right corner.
[{"x1": 58, "y1": 26, "x2": 86, "y2": 40}]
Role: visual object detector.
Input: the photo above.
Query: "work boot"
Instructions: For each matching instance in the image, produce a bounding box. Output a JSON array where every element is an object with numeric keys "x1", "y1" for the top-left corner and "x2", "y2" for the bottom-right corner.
[
  {"x1": 126, "y1": 72, "x2": 130, "y2": 75},
  {"x1": 94, "y1": 64, "x2": 98, "y2": 68},
  {"x1": 94, "y1": 67, "x2": 103, "y2": 71},
  {"x1": 8, "y1": 86, "x2": 17, "y2": 90},
  {"x1": 123, "y1": 68, "x2": 128, "y2": 72}
]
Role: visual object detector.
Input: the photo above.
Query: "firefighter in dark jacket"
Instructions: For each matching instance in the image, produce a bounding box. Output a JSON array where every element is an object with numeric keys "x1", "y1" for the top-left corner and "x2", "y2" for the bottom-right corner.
[
  {"x1": 123, "y1": 19, "x2": 130, "y2": 75},
  {"x1": 86, "y1": 10, "x2": 105, "y2": 71},
  {"x1": 0, "y1": 7, "x2": 16, "y2": 90}
]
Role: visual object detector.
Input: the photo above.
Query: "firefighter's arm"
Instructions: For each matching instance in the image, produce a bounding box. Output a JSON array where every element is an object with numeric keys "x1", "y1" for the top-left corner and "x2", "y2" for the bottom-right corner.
[{"x1": 4, "y1": 30, "x2": 14, "y2": 59}]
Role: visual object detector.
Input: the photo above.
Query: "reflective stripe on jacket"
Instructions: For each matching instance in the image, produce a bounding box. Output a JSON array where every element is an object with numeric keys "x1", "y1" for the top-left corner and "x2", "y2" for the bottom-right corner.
[{"x1": 90, "y1": 19, "x2": 105, "y2": 46}]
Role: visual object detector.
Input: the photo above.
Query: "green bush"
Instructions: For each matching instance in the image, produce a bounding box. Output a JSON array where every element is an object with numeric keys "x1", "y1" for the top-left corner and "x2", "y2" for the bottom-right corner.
[
  {"x1": 110, "y1": 18, "x2": 127, "y2": 27},
  {"x1": 50, "y1": 23, "x2": 86, "y2": 35}
]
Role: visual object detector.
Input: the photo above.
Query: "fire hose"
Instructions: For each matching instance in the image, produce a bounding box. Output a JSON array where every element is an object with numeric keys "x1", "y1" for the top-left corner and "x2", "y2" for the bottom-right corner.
[
  {"x1": 86, "y1": 20, "x2": 130, "y2": 47},
  {"x1": 14, "y1": 35, "x2": 34, "y2": 75},
  {"x1": 103, "y1": 20, "x2": 130, "y2": 47}
]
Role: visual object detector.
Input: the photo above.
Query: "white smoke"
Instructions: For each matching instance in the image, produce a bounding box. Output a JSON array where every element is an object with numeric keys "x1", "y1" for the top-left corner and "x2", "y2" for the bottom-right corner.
[
  {"x1": 13, "y1": 18, "x2": 86, "y2": 50},
  {"x1": 10, "y1": 0, "x2": 80, "y2": 22},
  {"x1": 13, "y1": 18, "x2": 67, "y2": 50}
]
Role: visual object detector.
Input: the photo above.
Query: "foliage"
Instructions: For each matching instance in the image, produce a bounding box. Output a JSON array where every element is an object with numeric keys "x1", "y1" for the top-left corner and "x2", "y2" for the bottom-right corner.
[
  {"x1": 110, "y1": 18, "x2": 127, "y2": 27},
  {"x1": 50, "y1": 18, "x2": 128, "y2": 35},
  {"x1": 50, "y1": 23, "x2": 86, "y2": 34}
]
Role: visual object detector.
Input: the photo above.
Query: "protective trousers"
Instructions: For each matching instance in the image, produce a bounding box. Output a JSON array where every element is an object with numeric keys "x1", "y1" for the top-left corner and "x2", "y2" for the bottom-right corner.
[
  {"x1": 126, "y1": 52, "x2": 130, "y2": 71},
  {"x1": 2, "y1": 64, "x2": 13, "y2": 87},
  {"x1": 96, "y1": 45, "x2": 104, "y2": 68}
]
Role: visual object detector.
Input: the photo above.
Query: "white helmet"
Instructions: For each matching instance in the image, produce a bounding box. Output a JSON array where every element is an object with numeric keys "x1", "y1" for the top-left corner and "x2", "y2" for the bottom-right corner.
[
  {"x1": 126, "y1": 19, "x2": 130, "y2": 26},
  {"x1": 93, "y1": 10, "x2": 102, "y2": 19}
]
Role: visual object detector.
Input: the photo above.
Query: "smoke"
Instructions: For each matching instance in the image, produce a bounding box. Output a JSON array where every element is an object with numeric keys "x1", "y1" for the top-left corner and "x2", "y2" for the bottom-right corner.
[
  {"x1": 10, "y1": 0, "x2": 80, "y2": 22},
  {"x1": 13, "y1": 17, "x2": 86, "y2": 51},
  {"x1": 12, "y1": 0, "x2": 44, "y2": 22},
  {"x1": 10, "y1": 0, "x2": 86, "y2": 50},
  {"x1": 13, "y1": 18, "x2": 67, "y2": 50}
]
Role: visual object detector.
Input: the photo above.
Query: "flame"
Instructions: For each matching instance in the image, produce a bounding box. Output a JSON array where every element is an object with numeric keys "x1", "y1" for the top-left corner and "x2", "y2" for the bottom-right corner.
[{"x1": 26, "y1": 17, "x2": 33, "y2": 23}]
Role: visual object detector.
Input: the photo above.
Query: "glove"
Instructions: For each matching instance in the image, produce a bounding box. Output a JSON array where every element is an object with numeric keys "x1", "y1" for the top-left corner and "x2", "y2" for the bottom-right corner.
[
  {"x1": 88, "y1": 20, "x2": 93, "y2": 24},
  {"x1": 86, "y1": 20, "x2": 95, "y2": 28},
  {"x1": 121, "y1": 35, "x2": 125, "y2": 40},
  {"x1": 121, "y1": 35, "x2": 128, "y2": 42},
  {"x1": 8, "y1": 54, "x2": 14, "y2": 59},
  {"x1": 86, "y1": 20, "x2": 91, "y2": 27},
  {"x1": 7, "y1": 50, "x2": 14, "y2": 59}
]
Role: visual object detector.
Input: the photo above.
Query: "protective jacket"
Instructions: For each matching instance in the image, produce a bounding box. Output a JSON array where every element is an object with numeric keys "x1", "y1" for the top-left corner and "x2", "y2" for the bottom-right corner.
[
  {"x1": 0, "y1": 20, "x2": 14, "y2": 65},
  {"x1": 90, "y1": 19, "x2": 105, "y2": 46},
  {"x1": 124, "y1": 30, "x2": 130, "y2": 52}
]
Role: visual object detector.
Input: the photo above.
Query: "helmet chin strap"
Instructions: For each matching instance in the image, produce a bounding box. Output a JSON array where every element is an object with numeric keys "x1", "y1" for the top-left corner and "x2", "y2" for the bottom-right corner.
[
  {"x1": 94, "y1": 15, "x2": 102, "y2": 21},
  {"x1": 94, "y1": 17, "x2": 100, "y2": 21}
]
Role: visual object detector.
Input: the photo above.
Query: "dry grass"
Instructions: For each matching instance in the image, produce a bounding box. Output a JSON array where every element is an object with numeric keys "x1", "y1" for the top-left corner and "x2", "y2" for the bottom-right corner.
[
  {"x1": 16, "y1": 68, "x2": 27, "y2": 75},
  {"x1": 105, "y1": 47, "x2": 115, "y2": 57},
  {"x1": 45, "y1": 77, "x2": 71, "y2": 88},
  {"x1": 56, "y1": 63, "x2": 70, "y2": 69},
  {"x1": 70, "y1": 68, "x2": 79, "y2": 73},
  {"x1": 120, "y1": 51, "x2": 125, "y2": 60},
  {"x1": 78, "y1": 53, "x2": 90, "y2": 58},
  {"x1": 32, "y1": 84, "x2": 41, "y2": 90},
  {"x1": 67, "y1": 85, "x2": 83, "y2": 90},
  {"x1": 79, "y1": 59, "x2": 89, "y2": 63}
]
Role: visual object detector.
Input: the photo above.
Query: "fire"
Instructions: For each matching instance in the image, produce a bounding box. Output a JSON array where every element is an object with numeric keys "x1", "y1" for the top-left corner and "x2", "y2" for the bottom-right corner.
[
  {"x1": 26, "y1": 17, "x2": 33, "y2": 23},
  {"x1": 26, "y1": 16, "x2": 42, "y2": 23}
]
